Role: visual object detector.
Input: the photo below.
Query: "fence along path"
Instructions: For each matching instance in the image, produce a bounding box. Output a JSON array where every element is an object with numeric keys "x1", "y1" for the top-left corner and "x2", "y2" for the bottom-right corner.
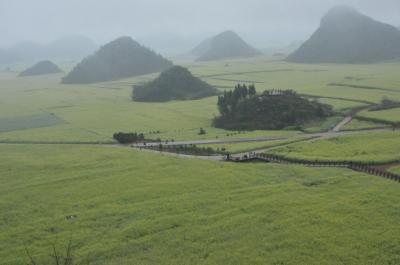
[{"x1": 228, "y1": 153, "x2": 400, "y2": 183}]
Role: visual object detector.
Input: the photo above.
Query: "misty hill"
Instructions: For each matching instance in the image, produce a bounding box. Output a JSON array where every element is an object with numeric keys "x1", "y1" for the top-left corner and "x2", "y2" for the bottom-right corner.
[
  {"x1": 287, "y1": 6, "x2": 400, "y2": 64},
  {"x1": 191, "y1": 37, "x2": 213, "y2": 57},
  {"x1": 192, "y1": 31, "x2": 261, "y2": 61},
  {"x1": 62, "y1": 37, "x2": 172, "y2": 84},
  {"x1": 18, "y1": 60, "x2": 62, "y2": 77},
  {"x1": 0, "y1": 36, "x2": 97, "y2": 65},
  {"x1": 133, "y1": 66, "x2": 218, "y2": 102}
]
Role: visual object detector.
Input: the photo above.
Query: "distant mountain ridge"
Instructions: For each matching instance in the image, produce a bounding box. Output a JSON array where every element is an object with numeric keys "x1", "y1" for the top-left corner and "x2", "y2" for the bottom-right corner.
[
  {"x1": 62, "y1": 37, "x2": 173, "y2": 84},
  {"x1": 287, "y1": 6, "x2": 400, "y2": 64},
  {"x1": 192, "y1": 31, "x2": 261, "y2": 61},
  {"x1": 0, "y1": 35, "x2": 97, "y2": 65}
]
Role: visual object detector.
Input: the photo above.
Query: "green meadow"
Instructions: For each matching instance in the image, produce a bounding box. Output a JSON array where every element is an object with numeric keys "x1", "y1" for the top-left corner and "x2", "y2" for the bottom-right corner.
[
  {"x1": 1, "y1": 56, "x2": 400, "y2": 264},
  {"x1": 2, "y1": 57, "x2": 400, "y2": 143}
]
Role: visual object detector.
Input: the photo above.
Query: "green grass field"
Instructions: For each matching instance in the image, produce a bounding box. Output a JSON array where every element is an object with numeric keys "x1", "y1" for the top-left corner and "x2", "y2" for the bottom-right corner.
[
  {"x1": 357, "y1": 108, "x2": 400, "y2": 123},
  {"x1": 341, "y1": 118, "x2": 389, "y2": 131},
  {"x1": 1, "y1": 144, "x2": 400, "y2": 265},
  {"x1": 2, "y1": 56, "x2": 400, "y2": 264},
  {"x1": 269, "y1": 131, "x2": 400, "y2": 163}
]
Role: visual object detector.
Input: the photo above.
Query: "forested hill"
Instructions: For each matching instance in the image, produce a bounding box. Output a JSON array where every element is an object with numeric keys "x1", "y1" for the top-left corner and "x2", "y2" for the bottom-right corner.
[
  {"x1": 133, "y1": 66, "x2": 218, "y2": 102},
  {"x1": 62, "y1": 37, "x2": 172, "y2": 84}
]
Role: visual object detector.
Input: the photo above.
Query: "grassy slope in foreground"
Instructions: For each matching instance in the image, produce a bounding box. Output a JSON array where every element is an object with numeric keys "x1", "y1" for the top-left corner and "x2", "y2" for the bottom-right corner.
[
  {"x1": 1, "y1": 144, "x2": 400, "y2": 265},
  {"x1": 269, "y1": 131, "x2": 400, "y2": 163}
]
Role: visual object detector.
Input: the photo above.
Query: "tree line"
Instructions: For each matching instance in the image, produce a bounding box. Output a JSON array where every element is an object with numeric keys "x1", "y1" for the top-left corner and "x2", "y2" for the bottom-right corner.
[
  {"x1": 217, "y1": 84, "x2": 256, "y2": 116},
  {"x1": 113, "y1": 132, "x2": 145, "y2": 144}
]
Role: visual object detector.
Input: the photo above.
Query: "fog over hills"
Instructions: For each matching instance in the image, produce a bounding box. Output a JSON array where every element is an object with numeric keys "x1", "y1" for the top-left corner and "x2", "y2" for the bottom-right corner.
[
  {"x1": 2, "y1": 0, "x2": 400, "y2": 56},
  {"x1": 45, "y1": 36, "x2": 97, "y2": 59},
  {"x1": 287, "y1": 6, "x2": 400, "y2": 64},
  {"x1": 0, "y1": 35, "x2": 97, "y2": 65},
  {"x1": 0, "y1": 49, "x2": 17, "y2": 65}
]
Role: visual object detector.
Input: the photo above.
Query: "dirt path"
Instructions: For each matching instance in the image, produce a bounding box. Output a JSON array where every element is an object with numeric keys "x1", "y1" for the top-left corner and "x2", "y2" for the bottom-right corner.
[{"x1": 332, "y1": 116, "x2": 353, "y2": 132}]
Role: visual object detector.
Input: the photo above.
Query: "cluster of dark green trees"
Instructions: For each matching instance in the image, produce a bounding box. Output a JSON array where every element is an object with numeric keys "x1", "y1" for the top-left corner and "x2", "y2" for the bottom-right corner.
[
  {"x1": 217, "y1": 84, "x2": 256, "y2": 115},
  {"x1": 152, "y1": 144, "x2": 217, "y2": 156},
  {"x1": 215, "y1": 85, "x2": 333, "y2": 130},
  {"x1": 113, "y1": 132, "x2": 145, "y2": 144}
]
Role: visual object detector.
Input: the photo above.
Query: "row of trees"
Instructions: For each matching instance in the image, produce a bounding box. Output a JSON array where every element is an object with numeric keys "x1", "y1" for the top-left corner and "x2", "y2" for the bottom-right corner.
[
  {"x1": 113, "y1": 132, "x2": 145, "y2": 144},
  {"x1": 217, "y1": 84, "x2": 256, "y2": 115},
  {"x1": 369, "y1": 98, "x2": 400, "y2": 111},
  {"x1": 148, "y1": 144, "x2": 217, "y2": 156}
]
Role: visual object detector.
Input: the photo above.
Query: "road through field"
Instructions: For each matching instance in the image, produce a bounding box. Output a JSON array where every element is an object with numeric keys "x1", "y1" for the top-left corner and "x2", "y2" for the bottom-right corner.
[
  {"x1": 127, "y1": 127, "x2": 395, "y2": 161},
  {"x1": 131, "y1": 127, "x2": 392, "y2": 148},
  {"x1": 0, "y1": 126, "x2": 395, "y2": 162},
  {"x1": 332, "y1": 116, "x2": 353, "y2": 132}
]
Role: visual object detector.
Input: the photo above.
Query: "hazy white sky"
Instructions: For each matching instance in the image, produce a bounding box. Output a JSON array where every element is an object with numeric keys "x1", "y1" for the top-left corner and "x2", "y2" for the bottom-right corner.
[{"x1": 1, "y1": 0, "x2": 399, "y2": 52}]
